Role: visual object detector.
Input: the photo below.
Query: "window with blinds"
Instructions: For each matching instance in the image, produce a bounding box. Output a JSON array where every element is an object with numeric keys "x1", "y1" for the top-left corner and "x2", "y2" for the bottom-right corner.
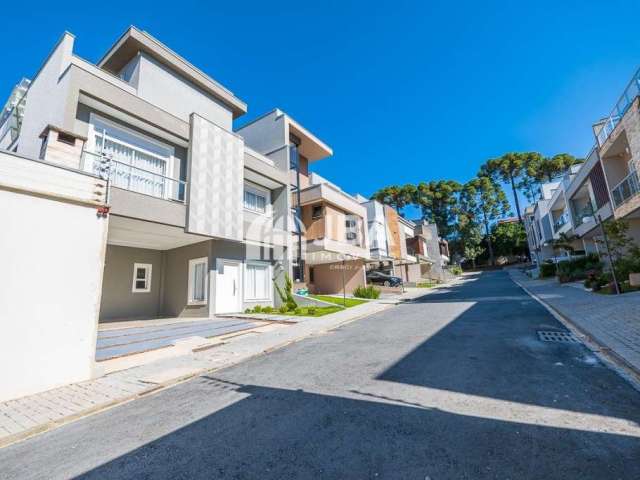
[
  {"x1": 245, "y1": 263, "x2": 270, "y2": 300},
  {"x1": 188, "y1": 257, "x2": 208, "y2": 305},
  {"x1": 243, "y1": 184, "x2": 269, "y2": 214}
]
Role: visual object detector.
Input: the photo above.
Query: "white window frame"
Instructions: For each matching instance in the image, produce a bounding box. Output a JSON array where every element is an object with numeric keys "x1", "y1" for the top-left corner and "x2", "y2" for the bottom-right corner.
[
  {"x1": 132, "y1": 263, "x2": 152, "y2": 293},
  {"x1": 187, "y1": 257, "x2": 208, "y2": 306},
  {"x1": 243, "y1": 182, "x2": 272, "y2": 216},
  {"x1": 244, "y1": 261, "x2": 272, "y2": 302},
  {"x1": 86, "y1": 113, "x2": 176, "y2": 199}
]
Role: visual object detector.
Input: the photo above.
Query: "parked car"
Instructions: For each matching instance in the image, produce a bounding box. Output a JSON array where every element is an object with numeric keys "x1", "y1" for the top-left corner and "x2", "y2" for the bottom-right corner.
[{"x1": 366, "y1": 271, "x2": 402, "y2": 287}]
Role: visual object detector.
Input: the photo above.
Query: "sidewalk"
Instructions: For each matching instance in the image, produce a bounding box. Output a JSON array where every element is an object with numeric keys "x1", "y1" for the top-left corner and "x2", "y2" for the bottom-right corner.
[
  {"x1": 508, "y1": 268, "x2": 640, "y2": 379},
  {"x1": 0, "y1": 298, "x2": 401, "y2": 448}
]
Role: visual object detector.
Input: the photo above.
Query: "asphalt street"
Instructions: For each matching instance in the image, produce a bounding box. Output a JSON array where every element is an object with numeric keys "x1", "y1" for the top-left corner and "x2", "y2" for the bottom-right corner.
[{"x1": 2, "y1": 271, "x2": 639, "y2": 479}]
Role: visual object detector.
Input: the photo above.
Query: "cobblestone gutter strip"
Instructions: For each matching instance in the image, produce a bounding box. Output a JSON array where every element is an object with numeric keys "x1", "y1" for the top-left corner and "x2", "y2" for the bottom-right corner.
[
  {"x1": 509, "y1": 271, "x2": 640, "y2": 391},
  {"x1": 0, "y1": 302, "x2": 392, "y2": 449}
]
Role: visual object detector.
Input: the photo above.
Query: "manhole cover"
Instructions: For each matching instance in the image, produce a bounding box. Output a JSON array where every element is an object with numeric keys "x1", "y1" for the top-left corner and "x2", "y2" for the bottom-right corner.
[{"x1": 537, "y1": 330, "x2": 579, "y2": 343}]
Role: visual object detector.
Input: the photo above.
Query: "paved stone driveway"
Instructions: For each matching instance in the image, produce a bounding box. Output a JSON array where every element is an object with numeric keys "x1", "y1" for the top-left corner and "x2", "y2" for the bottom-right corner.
[{"x1": 509, "y1": 269, "x2": 640, "y2": 375}]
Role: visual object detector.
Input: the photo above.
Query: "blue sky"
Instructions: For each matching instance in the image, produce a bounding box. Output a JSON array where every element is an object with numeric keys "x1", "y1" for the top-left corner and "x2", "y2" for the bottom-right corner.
[{"x1": 3, "y1": 1, "x2": 640, "y2": 213}]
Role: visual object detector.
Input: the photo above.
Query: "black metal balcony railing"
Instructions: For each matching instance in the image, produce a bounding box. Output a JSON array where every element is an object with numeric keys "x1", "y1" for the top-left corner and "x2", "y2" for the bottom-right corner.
[
  {"x1": 611, "y1": 169, "x2": 640, "y2": 208},
  {"x1": 81, "y1": 151, "x2": 186, "y2": 203},
  {"x1": 596, "y1": 68, "x2": 640, "y2": 147}
]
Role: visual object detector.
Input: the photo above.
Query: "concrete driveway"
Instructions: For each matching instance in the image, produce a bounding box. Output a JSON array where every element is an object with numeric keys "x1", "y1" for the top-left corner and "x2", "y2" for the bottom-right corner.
[
  {"x1": 96, "y1": 318, "x2": 259, "y2": 361},
  {"x1": 2, "y1": 271, "x2": 639, "y2": 479}
]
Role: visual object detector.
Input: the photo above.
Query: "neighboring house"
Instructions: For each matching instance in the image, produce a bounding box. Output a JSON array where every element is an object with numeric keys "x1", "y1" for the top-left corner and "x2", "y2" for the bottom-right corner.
[
  {"x1": 237, "y1": 109, "x2": 370, "y2": 295},
  {"x1": 592, "y1": 67, "x2": 640, "y2": 243},
  {"x1": 358, "y1": 197, "x2": 448, "y2": 283},
  {"x1": 0, "y1": 27, "x2": 294, "y2": 322}
]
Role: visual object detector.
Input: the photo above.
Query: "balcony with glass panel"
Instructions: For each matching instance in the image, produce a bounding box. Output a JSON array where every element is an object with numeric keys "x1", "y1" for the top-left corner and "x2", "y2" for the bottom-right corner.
[
  {"x1": 81, "y1": 118, "x2": 186, "y2": 203},
  {"x1": 596, "y1": 67, "x2": 640, "y2": 148},
  {"x1": 82, "y1": 150, "x2": 186, "y2": 203},
  {"x1": 611, "y1": 169, "x2": 640, "y2": 209}
]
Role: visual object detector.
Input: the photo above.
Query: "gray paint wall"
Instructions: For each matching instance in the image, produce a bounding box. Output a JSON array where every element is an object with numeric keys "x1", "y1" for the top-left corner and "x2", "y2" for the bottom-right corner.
[
  {"x1": 99, "y1": 240, "x2": 283, "y2": 320},
  {"x1": 236, "y1": 111, "x2": 287, "y2": 160},
  {"x1": 135, "y1": 53, "x2": 233, "y2": 130},
  {"x1": 17, "y1": 33, "x2": 75, "y2": 159},
  {"x1": 99, "y1": 245, "x2": 164, "y2": 321},
  {"x1": 163, "y1": 241, "x2": 210, "y2": 318}
]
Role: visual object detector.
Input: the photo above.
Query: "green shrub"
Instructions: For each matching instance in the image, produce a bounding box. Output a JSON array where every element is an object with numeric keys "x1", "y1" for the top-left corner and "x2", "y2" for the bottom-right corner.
[
  {"x1": 286, "y1": 301, "x2": 297, "y2": 312},
  {"x1": 278, "y1": 305, "x2": 289, "y2": 314},
  {"x1": 274, "y1": 273, "x2": 298, "y2": 310},
  {"x1": 354, "y1": 285, "x2": 381, "y2": 299},
  {"x1": 556, "y1": 254, "x2": 602, "y2": 282},
  {"x1": 539, "y1": 262, "x2": 556, "y2": 278},
  {"x1": 262, "y1": 306, "x2": 273, "y2": 314},
  {"x1": 253, "y1": 305, "x2": 262, "y2": 313},
  {"x1": 306, "y1": 306, "x2": 316, "y2": 315},
  {"x1": 294, "y1": 307, "x2": 302, "y2": 315},
  {"x1": 244, "y1": 308, "x2": 252, "y2": 313},
  {"x1": 449, "y1": 265, "x2": 463, "y2": 275},
  {"x1": 613, "y1": 247, "x2": 640, "y2": 282}
]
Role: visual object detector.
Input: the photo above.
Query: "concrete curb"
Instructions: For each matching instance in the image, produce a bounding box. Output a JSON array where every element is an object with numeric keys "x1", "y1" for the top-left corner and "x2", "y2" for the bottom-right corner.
[
  {"x1": 0, "y1": 302, "x2": 393, "y2": 449},
  {"x1": 509, "y1": 272, "x2": 640, "y2": 391}
]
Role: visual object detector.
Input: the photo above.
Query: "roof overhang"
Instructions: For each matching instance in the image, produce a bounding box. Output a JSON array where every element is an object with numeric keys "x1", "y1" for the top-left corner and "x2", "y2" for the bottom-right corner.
[
  {"x1": 98, "y1": 26, "x2": 247, "y2": 118},
  {"x1": 284, "y1": 111, "x2": 333, "y2": 162}
]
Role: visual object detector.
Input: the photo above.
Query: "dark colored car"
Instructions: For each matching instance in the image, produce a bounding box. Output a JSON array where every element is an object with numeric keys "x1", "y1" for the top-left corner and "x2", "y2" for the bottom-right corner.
[{"x1": 366, "y1": 271, "x2": 403, "y2": 287}]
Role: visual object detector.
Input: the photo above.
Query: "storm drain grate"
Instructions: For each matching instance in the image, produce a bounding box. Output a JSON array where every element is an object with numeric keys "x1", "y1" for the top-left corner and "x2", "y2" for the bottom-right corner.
[{"x1": 537, "y1": 330, "x2": 580, "y2": 343}]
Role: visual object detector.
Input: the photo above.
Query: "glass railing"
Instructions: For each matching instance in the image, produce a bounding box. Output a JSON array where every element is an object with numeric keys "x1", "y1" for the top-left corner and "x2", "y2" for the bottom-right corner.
[
  {"x1": 572, "y1": 205, "x2": 596, "y2": 227},
  {"x1": 596, "y1": 68, "x2": 640, "y2": 147},
  {"x1": 553, "y1": 212, "x2": 570, "y2": 232},
  {"x1": 611, "y1": 169, "x2": 640, "y2": 208},
  {"x1": 81, "y1": 151, "x2": 186, "y2": 203}
]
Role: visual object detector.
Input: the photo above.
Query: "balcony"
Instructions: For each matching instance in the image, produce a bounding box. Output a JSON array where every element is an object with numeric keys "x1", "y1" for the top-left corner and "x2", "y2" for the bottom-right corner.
[
  {"x1": 611, "y1": 169, "x2": 640, "y2": 208},
  {"x1": 553, "y1": 212, "x2": 570, "y2": 232},
  {"x1": 596, "y1": 67, "x2": 640, "y2": 147},
  {"x1": 572, "y1": 206, "x2": 595, "y2": 228},
  {"x1": 82, "y1": 151, "x2": 186, "y2": 203}
]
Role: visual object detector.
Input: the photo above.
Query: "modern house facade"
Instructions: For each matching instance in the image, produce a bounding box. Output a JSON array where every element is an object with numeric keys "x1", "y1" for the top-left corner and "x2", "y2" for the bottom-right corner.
[
  {"x1": 0, "y1": 27, "x2": 301, "y2": 327},
  {"x1": 238, "y1": 109, "x2": 371, "y2": 294}
]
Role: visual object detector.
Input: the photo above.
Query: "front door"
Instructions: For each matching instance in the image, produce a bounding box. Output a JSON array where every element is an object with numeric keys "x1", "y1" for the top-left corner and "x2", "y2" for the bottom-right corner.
[{"x1": 215, "y1": 260, "x2": 241, "y2": 313}]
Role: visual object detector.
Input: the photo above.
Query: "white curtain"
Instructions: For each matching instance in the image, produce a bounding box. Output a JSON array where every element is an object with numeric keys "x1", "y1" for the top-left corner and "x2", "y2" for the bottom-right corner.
[
  {"x1": 94, "y1": 129, "x2": 169, "y2": 199},
  {"x1": 192, "y1": 262, "x2": 206, "y2": 302},
  {"x1": 246, "y1": 264, "x2": 268, "y2": 300}
]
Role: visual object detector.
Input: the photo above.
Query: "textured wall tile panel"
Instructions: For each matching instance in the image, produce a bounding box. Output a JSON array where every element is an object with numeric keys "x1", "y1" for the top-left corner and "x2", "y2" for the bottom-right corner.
[{"x1": 187, "y1": 115, "x2": 244, "y2": 240}]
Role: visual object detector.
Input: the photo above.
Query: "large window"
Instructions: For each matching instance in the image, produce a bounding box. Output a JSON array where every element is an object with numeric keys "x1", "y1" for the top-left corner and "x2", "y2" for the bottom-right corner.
[
  {"x1": 132, "y1": 263, "x2": 152, "y2": 293},
  {"x1": 244, "y1": 183, "x2": 270, "y2": 215},
  {"x1": 87, "y1": 114, "x2": 176, "y2": 200},
  {"x1": 245, "y1": 262, "x2": 271, "y2": 301},
  {"x1": 188, "y1": 257, "x2": 208, "y2": 305}
]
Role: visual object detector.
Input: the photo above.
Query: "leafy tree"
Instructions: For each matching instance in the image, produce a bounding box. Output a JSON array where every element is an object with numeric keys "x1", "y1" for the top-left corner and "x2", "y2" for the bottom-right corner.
[
  {"x1": 517, "y1": 152, "x2": 544, "y2": 203},
  {"x1": 457, "y1": 213, "x2": 485, "y2": 268},
  {"x1": 535, "y1": 154, "x2": 583, "y2": 183},
  {"x1": 492, "y1": 221, "x2": 527, "y2": 257},
  {"x1": 481, "y1": 153, "x2": 525, "y2": 223},
  {"x1": 551, "y1": 232, "x2": 577, "y2": 259},
  {"x1": 412, "y1": 180, "x2": 462, "y2": 239},
  {"x1": 460, "y1": 176, "x2": 510, "y2": 266},
  {"x1": 370, "y1": 184, "x2": 416, "y2": 215},
  {"x1": 599, "y1": 219, "x2": 633, "y2": 262}
]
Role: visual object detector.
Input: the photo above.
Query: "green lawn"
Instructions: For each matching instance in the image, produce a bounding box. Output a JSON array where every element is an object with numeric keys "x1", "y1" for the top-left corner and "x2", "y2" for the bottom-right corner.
[
  {"x1": 309, "y1": 295, "x2": 368, "y2": 307},
  {"x1": 416, "y1": 282, "x2": 437, "y2": 288},
  {"x1": 245, "y1": 295, "x2": 366, "y2": 318}
]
